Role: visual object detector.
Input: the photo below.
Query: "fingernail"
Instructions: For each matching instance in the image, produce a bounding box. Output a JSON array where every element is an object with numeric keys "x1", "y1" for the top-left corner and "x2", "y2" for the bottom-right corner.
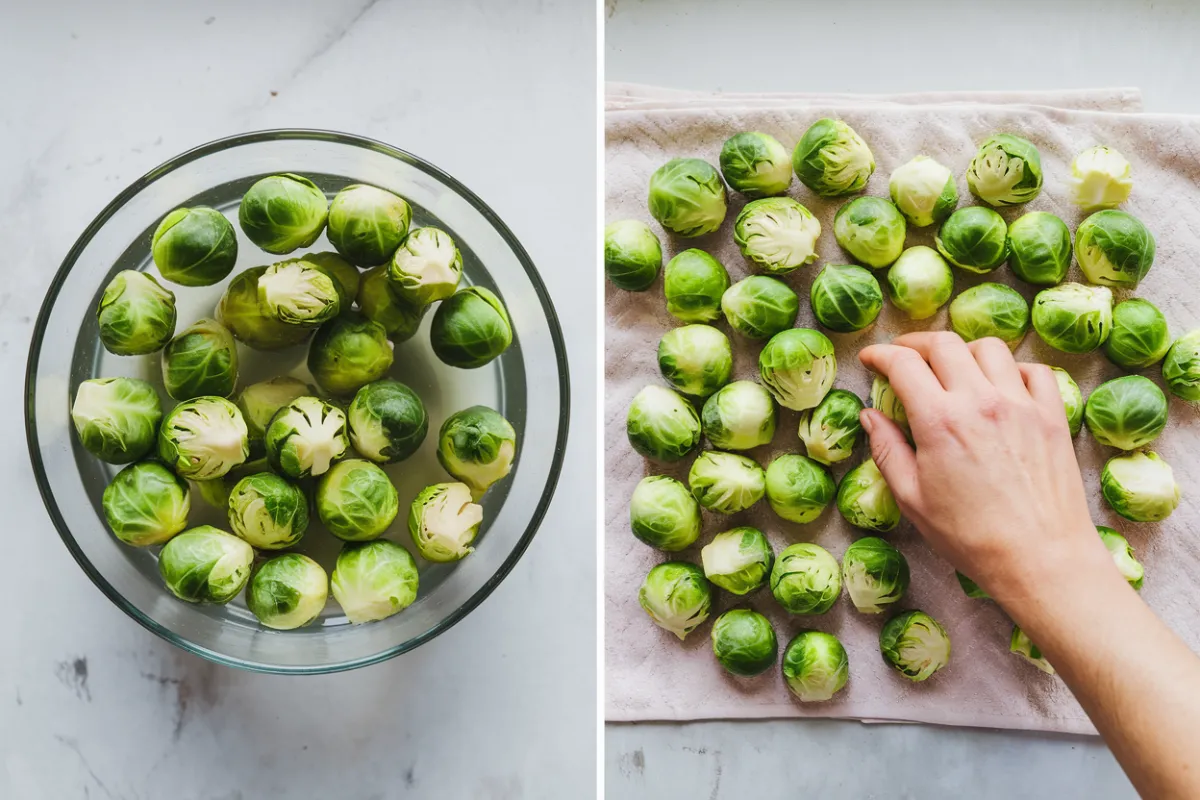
[{"x1": 860, "y1": 409, "x2": 874, "y2": 434}]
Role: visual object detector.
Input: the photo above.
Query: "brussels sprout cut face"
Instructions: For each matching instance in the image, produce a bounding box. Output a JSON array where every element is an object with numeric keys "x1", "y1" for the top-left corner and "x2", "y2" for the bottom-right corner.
[
  {"x1": 1051, "y1": 367, "x2": 1084, "y2": 437},
  {"x1": 721, "y1": 276, "x2": 799, "y2": 340},
  {"x1": 791, "y1": 118, "x2": 875, "y2": 197},
  {"x1": 935, "y1": 206, "x2": 1009, "y2": 273},
  {"x1": 264, "y1": 396, "x2": 349, "y2": 479},
  {"x1": 162, "y1": 318, "x2": 239, "y2": 401},
  {"x1": 1075, "y1": 210, "x2": 1156, "y2": 289},
  {"x1": 647, "y1": 158, "x2": 728, "y2": 237},
  {"x1": 1098, "y1": 526, "x2": 1146, "y2": 589},
  {"x1": 151, "y1": 206, "x2": 238, "y2": 287},
  {"x1": 842, "y1": 537, "x2": 910, "y2": 614},
  {"x1": 227, "y1": 472, "x2": 309, "y2": 550},
  {"x1": 888, "y1": 155, "x2": 957, "y2": 228},
  {"x1": 237, "y1": 376, "x2": 310, "y2": 456},
  {"x1": 833, "y1": 197, "x2": 906, "y2": 269},
  {"x1": 216, "y1": 267, "x2": 313, "y2": 351},
  {"x1": 782, "y1": 630, "x2": 849, "y2": 701},
  {"x1": 1010, "y1": 626, "x2": 1054, "y2": 674},
  {"x1": 604, "y1": 220, "x2": 663, "y2": 291},
  {"x1": 1084, "y1": 375, "x2": 1168, "y2": 450},
  {"x1": 720, "y1": 132, "x2": 792, "y2": 198},
  {"x1": 770, "y1": 543, "x2": 841, "y2": 615},
  {"x1": 796, "y1": 389, "x2": 864, "y2": 465},
  {"x1": 711, "y1": 609, "x2": 778, "y2": 676},
  {"x1": 629, "y1": 475, "x2": 701, "y2": 552},
  {"x1": 948, "y1": 283, "x2": 1030, "y2": 348},
  {"x1": 97, "y1": 270, "x2": 177, "y2": 356},
  {"x1": 158, "y1": 396, "x2": 249, "y2": 480},
  {"x1": 349, "y1": 380, "x2": 429, "y2": 465},
  {"x1": 701, "y1": 527, "x2": 774, "y2": 595},
  {"x1": 657, "y1": 324, "x2": 733, "y2": 398},
  {"x1": 758, "y1": 328, "x2": 837, "y2": 411},
  {"x1": 71, "y1": 377, "x2": 162, "y2": 464},
  {"x1": 326, "y1": 184, "x2": 411, "y2": 266},
  {"x1": 258, "y1": 259, "x2": 342, "y2": 327},
  {"x1": 880, "y1": 609, "x2": 951, "y2": 681},
  {"x1": 733, "y1": 197, "x2": 821, "y2": 274},
  {"x1": 309, "y1": 311, "x2": 395, "y2": 395},
  {"x1": 965, "y1": 133, "x2": 1043, "y2": 207},
  {"x1": 408, "y1": 482, "x2": 483, "y2": 562},
  {"x1": 1070, "y1": 146, "x2": 1133, "y2": 211},
  {"x1": 626, "y1": 385, "x2": 701, "y2": 463},
  {"x1": 1105, "y1": 299, "x2": 1170, "y2": 370},
  {"x1": 430, "y1": 287, "x2": 512, "y2": 369},
  {"x1": 1163, "y1": 329, "x2": 1200, "y2": 401},
  {"x1": 159, "y1": 526, "x2": 254, "y2": 604},
  {"x1": 388, "y1": 227, "x2": 463, "y2": 305},
  {"x1": 764, "y1": 454, "x2": 835, "y2": 524},
  {"x1": 317, "y1": 459, "x2": 400, "y2": 541},
  {"x1": 663, "y1": 249, "x2": 730, "y2": 323},
  {"x1": 238, "y1": 173, "x2": 329, "y2": 255},
  {"x1": 810, "y1": 263, "x2": 883, "y2": 333},
  {"x1": 688, "y1": 451, "x2": 766, "y2": 514},
  {"x1": 638, "y1": 562, "x2": 712, "y2": 640},
  {"x1": 102, "y1": 461, "x2": 190, "y2": 546},
  {"x1": 870, "y1": 375, "x2": 909, "y2": 439},
  {"x1": 886, "y1": 246, "x2": 953, "y2": 321},
  {"x1": 1007, "y1": 212, "x2": 1072, "y2": 286},
  {"x1": 1101, "y1": 451, "x2": 1180, "y2": 523},
  {"x1": 330, "y1": 540, "x2": 420, "y2": 624},
  {"x1": 701, "y1": 380, "x2": 776, "y2": 451},
  {"x1": 356, "y1": 265, "x2": 427, "y2": 343},
  {"x1": 837, "y1": 458, "x2": 900, "y2": 532},
  {"x1": 247, "y1": 553, "x2": 329, "y2": 630},
  {"x1": 1032, "y1": 283, "x2": 1113, "y2": 354},
  {"x1": 437, "y1": 405, "x2": 516, "y2": 497}
]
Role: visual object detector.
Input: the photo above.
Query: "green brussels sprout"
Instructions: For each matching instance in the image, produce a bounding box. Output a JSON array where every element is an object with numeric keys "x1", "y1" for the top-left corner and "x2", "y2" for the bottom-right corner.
[
  {"x1": 1105, "y1": 299, "x2": 1170, "y2": 370},
  {"x1": 719, "y1": 132, "x2": 792, "y2": 198},
  {"x1": 956, "y1": 571, "x2": 989, "y2": 599},
  {"x1": 948, "y1": 283, "x2": 1030, "y2": 348},
  {"x1": 1051, "y1": 367, "x2": 1084, "y2": 437},
  {"x1": 326, "y1": 184, "x2": 411, "y2": 266},
  {"x1": 237, "y1": 376, "x2": 311, "y2": 458},
  {"x1": 764, "y1": 454, "x2": 835, "y2": 524},
  {"x1": 194, "y1": 457, "x2": 270, "y2": 510},
  {"x1": 161, "y1": 318, "x2": 238, "y2": 401},
  {"x1": 97, "y1": 270, "x2": 177, "y2": 356},
  {"x1": 657, "y1": 324, "x2": 733, "y2": 398},
  {"x1": 836, "y1": 458, "x2": 900, "y2": 533},
  {"x1": 663, "y1": 249, "x2": 730, "y2": 323},
  {"x1": 246, "y1": 553, "x2": 328, "y2": 629},
  {"x1": 888, "y1": 155, "x2": 957, "y2": 228},
  {"x1": 1032, "y1": 283, "x2": 1113, "y2": 354},
  {"x1": 1010, "y1": 625, "x2": 1054, "y2": 674},
  {"x1": 810, "y1": 263, "x2": 883, "y2": 333},
  {"x1": 688, "y1": 450, "x2": 766, "y2": 514},
  {"x1": 408, "y1": 482, "x2": 483, "y2": 562},
  {"x1": 430, "y1": 287, "x2": 512, "y2": 369},
  {"x1": 870, "y1": 375, "x2": 909, "y2": 439},
  {"x1": 71, "y1": 377, "x2": 162, "y2": 464},
  {"x1": 701, "y1": 527, "x2": 773, "y2": 595},
  {"x1": 301, "y1": 251, "x2": 360, "y2": 309},
  {"x1": 1163, "y1": 329, "x2": 1200, "y2": 401},
  {"x1": 758, "y1": 328, "x2": 837, "y2": 411},
  {"x1": 159, "y1": 526, "x2": 254, "y2": 604},
  {"x1": 711, "y1": 609, "x2": 778, "y2": 676},
  {"x1": 158, "y1": 396, "x2": 249, "y2": 480},
  {"x1": 436, "y1": 405, "x2": 517, "y2": 498},
  {"x1": 880, "y1": 609, "x2": 951, "y2": 681},
  {"x1": 841, "y1": 537, "x2": 910, "y2": 614},
  {"x1": 151, "y1": 206, "x2": 238, "y2": 287},
  {"x1": 965, "y1": 133, "x2": 1043, "y2": 207},
  {"x1": 629, "y1": 476, "x2": 701, "y2": 552},
  {"x1": 791, "y1": 118, "x2": 875, "y2": 197},
  {"x1": 604, "y1": 220, "x2": 663, "y2": 291},
  {"x1": 102, "y1": 461, "x2": 190, "y2": 546},
  {"x1": 227, "y1": 472, "x2": 309, "y2": 549},
  {"x1": 330, "y1": 540, "x2": 420, "y2": 624},
  {"x1": 1075, "y1": 210, "x2": 1156, "y2": 289},
  {"x1": 647, "y1": 157, "x2": 728, "y2": 237},
  {"x1": 264, "y1": 395, "x2": 349, "y2": 478},
  {"x1": 796, "y1": 389, "x2": 864, "y2": 465},
  {"x1": 782, "y1": 630, "x2": 849, "y2": 701},
  {"x1": 1098, "y1": 525, "x2": 1146, "y2": 589},
  {"x1": 721, "y1": 275, "x2": 799, "y2": 340},
  {"x1": 701, "y1": 380, "x2": 776, "y2": 451},
  {"x1": 1069, "y1": 145, "x2": 1133, "y2": 212},
  {"x1": 626, "y1": 385, "x2": 701, "y2": 463},
  {"x1": 258, "y1": 258, "x2": 342, "y2": 327},
  {"x1": 1083, "y1": 375, "x2": 1168, "y2": 450},
  {"x1": 356, "y1": 265, "x2": 427, "y2": 343},
  {"x1": 885, "y1": 246, "x2": 953, "y2": 320},
  {"x1": 934, "y1": 206, "x2": 1009, "y2": 273},
  {"x1": 215, "y1": 267, "x2": 313, "y2": 351},
  {"x1": 1007, "y1": 211, "x2": 1072, "y2": 286},
  {"x1": 733, "y1": 197, "x2": 821, "y2": 274},
  {"x1": 348, "y1": 380, "x2": 428, "y2": 464},
  {"x1": 308, "y1": 312, "x2": 395, "y2": 396},
  {"x1": 770, "y1": 542, "x2": 841, "y2": 615},
  {"x1": 833, "y1": 197, "x2": 906, "y2": 269},
  {"x1": 238, "y1": 173, "x2": 328, "y2": 254},
  {"x1": 638, "y1": 562, "x2": 712, "y2": 640},
  {"x1": 1101, "y1": 451, "x2": 1180, "y2": 523},
  {"x1": 317, "y1": 459, "x2": 400, "y2": 541},
  {"x1": 388, "y1": 227, "x2": 463, "y2": 305}
]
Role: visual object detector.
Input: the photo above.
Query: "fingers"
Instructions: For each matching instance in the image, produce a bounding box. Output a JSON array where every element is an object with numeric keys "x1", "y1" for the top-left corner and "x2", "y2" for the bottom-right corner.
[
  {"x1": 859, "y1": 343, "x2": 945, "y2": 404},
  {"x1": 1018, "y1": 362, "x2": 1066, "y2": 419},
  {"x1": 966, "y1": 338, "x2": 1027, "y2": 395},
  {"x1": 891, "y1": 332, "x2": 988, "y2": 392},
  {"x1": 860, "y1": 409, "x2": 920, "y2": 510}
]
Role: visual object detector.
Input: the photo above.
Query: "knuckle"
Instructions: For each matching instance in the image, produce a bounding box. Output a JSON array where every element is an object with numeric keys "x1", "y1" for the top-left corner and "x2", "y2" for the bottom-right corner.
[{"x1": 975, "y1": 391, "x2": 1006, "y2": 420}]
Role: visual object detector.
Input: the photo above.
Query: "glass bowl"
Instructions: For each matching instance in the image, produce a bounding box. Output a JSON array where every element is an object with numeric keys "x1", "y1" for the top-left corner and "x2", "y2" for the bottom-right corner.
[{"x1": 25, "y1": 130, "x2": 569, "y2": 673}]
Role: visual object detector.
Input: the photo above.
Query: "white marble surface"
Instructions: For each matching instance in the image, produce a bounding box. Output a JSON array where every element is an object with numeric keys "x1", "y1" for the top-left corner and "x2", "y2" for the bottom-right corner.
[{"x1": 0, "y1": 1, "x2": 596, "y2": 798}]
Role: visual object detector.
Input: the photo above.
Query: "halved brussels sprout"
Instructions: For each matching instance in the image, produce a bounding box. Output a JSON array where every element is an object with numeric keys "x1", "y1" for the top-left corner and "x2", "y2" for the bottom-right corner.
[
  {"x1": 791, "y1": 118, "x2": 875, "y2": 197},
  {"x1": 833, "y1": 197, "x2": 906, "y2": 269},
  {"x1": 237, "y1": 376, "x2": 311, "y2": 458},
  {"x1": 159, "y1": 526, "x2": 254, "y2": 604},
  {"x1": 935, "y1": 206, "x2": 1009, "y2": 273},
  {"x1": 764, "y1": 454, "x2": 835, "y2": 524},
  {"x1": 956, "y1": 571, "x2": 989, "y2": 599},
  {"x1": 733, "y1": 197, "x2": 821, "y2": 274},
  {"x1": 227, "y1": 472, "x2": 309, "y2": 550},
  {"x1": 356, "y1": 265, "x2": 427, "y2": 343},
  {"x1": 1098, "y1": 525, "x2": 1146, "y2": 589},
  {"x1": 238, "y1": 173, "x2": 328, "y2": 254},
  {"x1": 1101, "y1": 451, "x2": 1180, "y2": 522},
  {"x1": 782, "y1": 630, "x2": 849, "y2": 701},
  {"x1": 836, "y1": 458, "x2": 900, "y2": 532},
  {"x1": 71, "y1": 377, "x2": 162, "y2": 464},
  {"x1": 626, "y1": 385, "x2": 701, "y2": 463},
  {"x1": 215, "y1": 267, "x2": 313, "y2": 351},
  {"x1": 102, "y1": 461, "x2": 190, "y2": 546},
  {"x1": 247, "y1": 553, "x2": 328, "y2": 629},
  {"x1": 264, "y1": 396, "x2": 349, "y2": 478},
  {"x1": 949, "y1": 283, "x2": 1030, "y2": 348},
  {"x1": 162, "y1": 318, "x2": 238, "y2": 401},
  {"x1": 1069, "y1": 146, "x2": 1133, "y2": 211},
  {"x1": 657, "y1": 324, "x2": 733, "y2": 398},
  {"x1": 770, "y1": 542, "x2": 841, "y2": 615},
  {"x1": 711, "y1": 609, "x2": 778, "y2": 676},
  {"x1": 408, "y1": 482, "x2": 483, "y2": 562},
  {"x1": 701, "y1": 527, "x2": 774, "y2": 595},
  {"x1": 309, "y1": 312, "x2": 395, "y2": 395},
  {"x1": 1010, "y1": 626, "x2": 1054, "y2": 674},
  {"x1": 151, "y1": 206, "x2": 238, "y2": 287},
  {"x1": 97, "y1": 271, "x2": 177, "y2": 356},
  {"x1": 317, "y1": 459, "x2": 400, "y2": 541},
  {"x1": 870, "y1": 375, "x2": 909, "y2": 439},
  {"x1": 1163, "y1": 329, "x2": 1200, "y2": 401},
  {"x1": 604, "y1": 220, "x2": 663, "y2": 291},
  {"x1": 1007, "y1": 211, "x2": 1072, "y2": 286},
  {"x1": 1083, "y1": 375, "x2": 1168, "y2": 450},
  {"x1": 629, "y1": 475, "x2": 701, "y2": 552},
  {"x1": 688, "y1": 450, "x2": 765, "y2": 514},
  {"x1": 430, "y1": 287, "x2": 512, "y2": 369},
  {"x1": 721, "y1": 275, "x2": 799, "y2": 340},
  {"x1": 663, "y1": 249, "x2": 730, "y2": 323},
  {"x1": 330, "y1": 540, "x2": 420, "y2": 624},
  {"x1": 648, "y1": 158, "x2": 728, "y2": 237},
  {"x1": 758, "y1": 328, "x2": 837, "y2": 411},
  {"x1": 842, "y1": 537, "x2": 909, "y2": 614},
  {"x1": 437, "y1": 405, "x2": 516, "y2": 498},
  {"x1": 1032, "y1": 283, "x2": 1113, "y2": 354},
  {"x1": 258, "y1": 258, "x2": 342, "y2": 327},
  {"x1": 1075, "y1": 210, "x2": 1156, "y2": 289},
  {"x1": 885, "y1": 246, "x2": 953, "y2": 321},
  {"x1": 638, "y1": 562, "x2": 712, "y2": 640},
  {"x1": 326, "y1": 184, "x2": 411, "y2": 266},
  {"x1": 965, "y1": 133, "x2": 1043, "y2": 207},
  {"x1": 888, "y1": 155, "x2": 957, "y2": 228},
  {"x1": 701, "y1": 380, "x2": 776, "y2": 451},
  {"x1": 348, "y1": 379, "x2": 428, "y2": 464},
  {"x1": 720, "y1": 132, "x2": 792, "y2": 198},
  {"x1": 810, "y1": 263, "x2": 883, "y2": 333},
  {"x1": 796, "y1": 389, "x2": 864, "y2": 465},
  {"x1": 388, "y1": 227, "x2": 463, "y2": 305},
  {"x1": 880, "y1": 609, "x2": 951, "y2": 681},
  {"x1": 1105, "y1": 299, "x2": 1170, "y2": 370},
  {"x1": 1051, "y1": 367, "x2": 1084, "y2": 437},
  {"x1": 158, "y1": 396, "x2": 249, "y2": 480}
]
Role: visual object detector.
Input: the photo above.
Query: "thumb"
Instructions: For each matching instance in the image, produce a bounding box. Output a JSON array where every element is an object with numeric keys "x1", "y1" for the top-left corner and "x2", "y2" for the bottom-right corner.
[{"x1": 860, "y1": 409, "x2": 920, "y2": 510}]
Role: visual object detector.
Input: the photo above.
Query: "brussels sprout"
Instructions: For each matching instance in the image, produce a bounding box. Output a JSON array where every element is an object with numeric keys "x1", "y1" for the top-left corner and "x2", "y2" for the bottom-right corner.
[
  {"x1": 326, "y1": 184, "x2": 411, "y2": 266},
  {"x1": 264, "y1": 396, "x2": 349, "y2": 478},
  {"x1": 237, "y1": 376, "x2": 310, "y2": 457},
  {"x1": 884, "y1": 246, "x2": 953, "y2": 321},
  {"x1": 810, "y1": 263, "x2": 883, "y2": 333},
  {"x1": 408, "y1": 482, "x2": 483, "y2": 562},
  {"x1": 246, "y1": 553, "x2": 328, "y2": 629},
  {"x1": 317, "y1": 459, "x2": 400, "y2": 541},
  {"x1": 1032, "y1": 283, "x2": 1113, "y2": 354},
  {"x1": 158, "y1": 396, "x2": 249, "y2": 480},
  {"x1": 1105, "y1": 299, "x2": 1170, "y2": 370},
  {"x1": 1076, "y1": 210, "x2": 1156, "y2": 289},
  {"x1": 195, "y1": 457, "x2": 270, "y2": 509},
  {"x1": 1010, "y1": 626, "x2": 1054, "y2": 674},
  {"x1": 227, "y1": 472, "x2": 309, "y2": 549},
  {"x1": 956, "y1": 571, "x2": 989, "y2": 599},
  {"x1": 880, "y1": 609, "x2": 951, "y2": 681},
  {"x1": 711, "y1": 609, "x2": 778, "y2": 676},
  {"x1": 888, "y1": 155, "x2": 957, "y2": 228},
  {"x1": 97, "y1": 270, "x2": 177, "y2": 356},
  {"x1": 1007, "y1": 211, "x2": 1072, "y2": 286},
  {"x1": 719, "y1": 132, "x2": 792, "y2": 198},
  {"x1": 258, "y1": 258, "x2": 342, "y2": 327},
  {"x1": 238, "y1": 173, "x2": 328, "y2": 254},
  {"x1": 330, "y1": 540, "x2": 420, "y2": 624},
  {"x1": 791, "y1": 118, "x2": 875, "y2": 197},
  {"x1": 356, "y1": 265, "x2": 427, "y2": 343},
  {"x1": 721, "y1": 276, "x2": 799, "y2": 340},
  {"x1": 663, "y1": 249, "x2": 730, "y2": 323},
  {"x1": 308, "y1": 312, "x2": 395, "y2": 396},
  {"x1": 71, "y1": 377, "x2": 162, "y2": 464},
  {"x1": 161, "y1": 319, "x2": 238, "y2": 401},
  {"x1": 647, "y1": 158, "x2": 728, "y2": 237},
  {"x1": 833, "y1": 197, "x2": 906, "y2": 269},
  {"x1": 102, "y1": 461, "x2": 190, "y2": 546},
  {"x1": 1069, "y1": 146, "x2": 1133, "y2": 211},
  {"x1": 151, "y1": 206, "x2": 238, "y2": 287},
  {"x1": 348, "y1": 380, "x2": 428, "y2": 464},
  {"x1": 302, "y1": 251, "x2": 360, "y2": 309},
  {"x1": 638, "y1": 562, "x2": 712, "y2": 640},
  {"x1": 965, "y1": 133, "x2": 1043, "y2": 207},
  {"x1": 764, "y1": 454, "x2": 835, "y2": 524},
  {"x1": 842, "y1": 537, "x2": 909, "y2": 614},
  {"x1": 1163, "y1": 329, "x2": 1200, "y2": 401},
  {"x1": 758, "y1": 328, "x2": 837, "y2": 411},
  {"x1": 215, "y1": 267, "x2": 313, "y2": 351},
  {"x1": 796, "y1": 389, "x2": 864, "y2": 465},
  {"x1": 159, "y1": 526, "x2": 254, "y2": 604},
  {"x1": 1051, "y1": 367, "x2": 1084, "y2": 437},
  {"x1": 1098, "y1": 525, "x2": 1146, "y2": 589},
  {"x1": 430, "y1": 287, "x2": 512, "y2": 369},
  {"x1": 934, "y1": 206, "x2": 1009, "y2": 273},
  {"x1": 657, "y1": 324, "x2": 733, "y2": 398},
  {"x1": 626, "y1": 385, "x2": 700, "y2": 462},
  {"x1": 1101, "y1": 451, "x2": 1180, "y2": 523},
  {"x1": 948, "y1": 283, "x2": 1030, "y2": 348},
  {"x1": 701, "y1": 381, "x2": 776, "y2": 451},
  {"x1": 688, "y1": 450, "x2": 765, "y2": 514},
  {"x1": 770, "y1": 542, "x2": 841, "y2": 615},
  {"x1": 836, "y1": 458, "x2": 900, "y2": 533},
  {"x1": 604, "y1": 220, "x2": 663, "y2": 291},
  {"x1": 629, "y1": 475, "x2": 701, "y2": 552},
  {"x1": 437, "y1": 406, "x2": 517, "y2": 497},
  {"x1": 782, "y1": 630, "x2": 849, "y2": 701},
  {"x1": 1083, "y1": 375, "x2": 1168, "y2": 450},
  {"x1": 733, "y1": 197, "x2": 821, "y2": 274},
  {"x1": 388, "y1": 227, "x2": 463, "y2": 305},
  {"x1": 870, "y1": 375, "x2": 909, "y2": 439},
  {"x1": 701, "y1": 527, "x2": 774, "y2": 595}
]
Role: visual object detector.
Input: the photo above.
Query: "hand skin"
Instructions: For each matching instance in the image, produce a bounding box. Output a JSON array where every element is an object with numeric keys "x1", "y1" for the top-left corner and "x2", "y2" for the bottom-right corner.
[{"x1": 859, "y1": 331, "x2": 1200, "y2": 800}]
